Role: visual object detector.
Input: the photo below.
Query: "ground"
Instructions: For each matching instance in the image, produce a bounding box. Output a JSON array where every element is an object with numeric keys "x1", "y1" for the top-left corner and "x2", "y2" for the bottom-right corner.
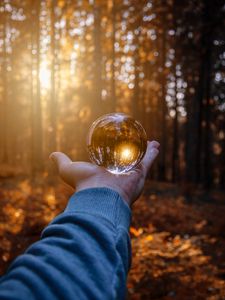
[{"x1": 0, "y1": 177, "x2": 225, "y2": 300}]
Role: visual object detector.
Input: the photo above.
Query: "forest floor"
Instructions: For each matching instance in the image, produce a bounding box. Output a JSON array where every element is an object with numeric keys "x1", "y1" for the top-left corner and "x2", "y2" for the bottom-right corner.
[{"x1": 0, "y1": 176, "x2": 225, "y2": 300}]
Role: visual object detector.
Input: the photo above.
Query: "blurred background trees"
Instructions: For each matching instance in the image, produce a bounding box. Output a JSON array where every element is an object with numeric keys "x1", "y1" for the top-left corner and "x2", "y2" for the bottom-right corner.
[{"x1": 0, "y1": 0, "x2": 224, "y2": 189}]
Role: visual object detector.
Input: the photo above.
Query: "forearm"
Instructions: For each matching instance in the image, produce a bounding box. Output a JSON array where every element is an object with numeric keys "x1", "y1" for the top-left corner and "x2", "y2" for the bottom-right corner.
[{"x1": 0, "y1": 188, "x2": 131, "y2": 300}]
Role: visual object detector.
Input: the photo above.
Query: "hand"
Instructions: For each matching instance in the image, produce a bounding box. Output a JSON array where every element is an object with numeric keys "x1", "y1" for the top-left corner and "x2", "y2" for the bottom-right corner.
[{"x1": 50, "y1": 141, "x2": 160, "y2": 206}]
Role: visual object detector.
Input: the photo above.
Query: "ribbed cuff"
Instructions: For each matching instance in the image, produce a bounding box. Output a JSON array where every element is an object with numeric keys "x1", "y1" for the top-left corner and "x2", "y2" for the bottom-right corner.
[{"x1": 64, "y1": 187, "x2": 131, "y2": 230}]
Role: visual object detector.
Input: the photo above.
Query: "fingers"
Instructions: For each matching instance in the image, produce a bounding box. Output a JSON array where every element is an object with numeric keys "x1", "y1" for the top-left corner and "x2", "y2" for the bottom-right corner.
[
  {"x1": 49, "y1": 152, "x2": 72, "y2": 173},
  {"x1": 49, "y1": 152, "x2": 99, "y2": 188},
  {"x1": 147, "y1": 140, "x2": 160, "y2": 149},
  {"x1": 140, "y1": 140, "x2": 160, "y2": 176},
  {"x1": 50, "y1": 152, "x2": 76, "y2": 187}
]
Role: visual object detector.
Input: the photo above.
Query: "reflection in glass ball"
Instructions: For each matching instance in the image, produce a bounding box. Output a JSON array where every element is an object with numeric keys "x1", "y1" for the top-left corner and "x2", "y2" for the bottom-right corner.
[{"x1": 87, "y1": 113, "x2": 147, "y2": 174}]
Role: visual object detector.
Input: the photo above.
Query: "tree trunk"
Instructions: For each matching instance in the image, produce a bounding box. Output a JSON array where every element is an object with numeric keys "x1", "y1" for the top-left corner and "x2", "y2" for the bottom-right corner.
[
  {"x1": 202, "y1": 48, "x2": 213, "y2": 189},
  {"x1": 158, "y1": 14, "x2": 167, "y2": 181},
  {"x1": 220, "y1": 119, "x2": 225, "y2": 189},
  {"x1": 31, "y1": 0, "x2": 43, "y2": 174},
  {"x1": 93, "y1": 1, "x2": 102, "y2": 118},
  {"x1": 186, "y1": 0, "x2": 213, "y2": 187},
  {"x1": 132, "y1": 31, "x2": 141, "y2": 121},
  {"x1": 185, "y1": 63, "x2": 203, "y2": 184},
  {"x1": 1, "y1": 7, "x2": 9, "y2": 163},
  {"x1": 172, "y1": 75, "x2": 178, "y2": 182},
  {"x1": 172, "y1": 0, "x2": 179, "y2": 183},
  {"x1": 110, "y1": 0, "x2": 116, "y2": 112},
  {"x1": 49, "y1": 0, "x2": 57, "y2": 153},
  {"x1": 202, "y1": 1, "x2": 213, "y2": 189}
]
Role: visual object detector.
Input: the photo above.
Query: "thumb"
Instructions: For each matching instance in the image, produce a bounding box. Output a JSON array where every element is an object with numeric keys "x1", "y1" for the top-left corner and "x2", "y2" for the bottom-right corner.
[
  {"x1": 141, "y1": 141, "x2": 160, "y2": 175},
  {"x1": 49, "y1": 152, "x2": 72, "y2": 173}
]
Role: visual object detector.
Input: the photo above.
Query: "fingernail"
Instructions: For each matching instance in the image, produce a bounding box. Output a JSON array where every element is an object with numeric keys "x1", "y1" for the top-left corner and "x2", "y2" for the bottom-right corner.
[{"x1": 49, "y1": 153, "x2": 55, "y2": 162}]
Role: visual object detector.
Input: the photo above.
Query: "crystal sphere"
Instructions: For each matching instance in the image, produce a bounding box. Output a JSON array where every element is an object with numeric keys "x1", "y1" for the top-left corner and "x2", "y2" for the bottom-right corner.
[{"x1": 87, "y1": 113, "x2": 147, "y2": 174}]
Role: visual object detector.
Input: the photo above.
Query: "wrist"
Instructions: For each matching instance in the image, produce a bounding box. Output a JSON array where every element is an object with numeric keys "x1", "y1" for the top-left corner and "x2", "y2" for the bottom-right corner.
[
  {"x1": 76, "y1": 182, "x2": 131, "y2": 207},
  {"x1": 65, "y1": 187, "x2": 132, "y2": 229}
]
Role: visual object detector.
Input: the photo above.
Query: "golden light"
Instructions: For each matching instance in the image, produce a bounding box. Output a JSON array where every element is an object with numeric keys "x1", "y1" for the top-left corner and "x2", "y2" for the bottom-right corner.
[
  {"x1": 121, "y1": 147, "x2": 133, "y2": 161},
  {"x1": 39, "y1": 62, "x2": 51, "y2": 89}
]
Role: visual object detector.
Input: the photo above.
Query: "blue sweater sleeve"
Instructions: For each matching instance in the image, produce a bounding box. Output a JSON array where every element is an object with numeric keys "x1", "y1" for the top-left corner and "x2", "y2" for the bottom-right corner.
[{"x1": 0, "y1": 188, "x2": 132, "y2": 300}]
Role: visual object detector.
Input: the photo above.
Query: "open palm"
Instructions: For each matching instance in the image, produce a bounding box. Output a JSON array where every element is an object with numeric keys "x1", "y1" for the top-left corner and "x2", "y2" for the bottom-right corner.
[{"x1": 50, "y1": 141, "x2": 160, "y2": 206}]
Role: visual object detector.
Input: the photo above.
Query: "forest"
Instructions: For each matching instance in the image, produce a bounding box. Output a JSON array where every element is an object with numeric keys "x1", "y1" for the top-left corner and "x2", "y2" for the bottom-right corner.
[{"x1": 0, "y1": 0, "x2": 225, "y2": 299}]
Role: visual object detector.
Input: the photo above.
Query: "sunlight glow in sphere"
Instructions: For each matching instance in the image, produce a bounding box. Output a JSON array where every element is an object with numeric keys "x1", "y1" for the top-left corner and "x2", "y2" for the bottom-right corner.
[{"x1": 87, "y1": 113, "x2": 147, "y2": 174}]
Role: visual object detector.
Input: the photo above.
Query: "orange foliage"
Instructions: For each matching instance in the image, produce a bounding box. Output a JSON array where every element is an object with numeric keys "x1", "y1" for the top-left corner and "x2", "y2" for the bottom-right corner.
[{"x1": 0, "y1": 179, "x2": 225, "y2": 299}]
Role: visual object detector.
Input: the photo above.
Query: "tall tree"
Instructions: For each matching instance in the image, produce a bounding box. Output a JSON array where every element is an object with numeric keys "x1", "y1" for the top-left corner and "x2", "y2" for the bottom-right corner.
[
  {"x1": 31, "y1": 0, "x2": 43, "y2": 174},
  {"x1": 221, "y1": 118, "x2": 225, "y2": 189},
  {"x1": 185, "y1": 2, "x2": 205, "y2": 185},
  {"x1": 172, "y1": 0, "x2": 179, "y2": 182},
  {"x1": 202, "y1": 0, "x2": 220, "y2": 189},
  {"x1": 49, "y1": 0, "x2": 57, "y2": 153},
  {"x1": 186, "y1": 0, "x2": 215, "y2": 187},
  {"x1": 1, "y1": 1, "x2": 9, "y2": 163},
  {"x1": 92, "y1": 1, "x2": 102, "y2": 118},
  {"x1": 158, "y1": 5, "x2": 167, "y2": 181},
  {"x1": 110, "y1": 0, "x2": 116, "y2": 112},
  {"x1": 132, "y1": 28, "x2": 141, "y2": 121},
  {"x1": 172, "y1": 73, "x2": 179, "y2": 182}
]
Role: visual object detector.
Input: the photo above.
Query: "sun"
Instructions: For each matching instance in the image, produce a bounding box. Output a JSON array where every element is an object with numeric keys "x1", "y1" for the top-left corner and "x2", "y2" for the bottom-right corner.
[
  {"x1": 121, "y1": 147, "x2": 133, "y2": 161},
  {"x1": 39, "y1": 62, "x2": 51, "y2": 89}
]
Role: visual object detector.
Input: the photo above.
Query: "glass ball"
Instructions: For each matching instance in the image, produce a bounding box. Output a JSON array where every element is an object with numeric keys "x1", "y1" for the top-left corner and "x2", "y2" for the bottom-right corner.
[{"x1": 87, "y1": 113, "x2": 147, "y2": 174}]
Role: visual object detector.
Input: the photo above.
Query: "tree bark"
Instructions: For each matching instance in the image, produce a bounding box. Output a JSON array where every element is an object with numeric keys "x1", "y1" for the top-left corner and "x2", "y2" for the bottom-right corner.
[
  {"x1": 1, "y1": 6, "x2": 9, "y2": 163},
  {"x1": 158, "y1": 11, "x2": 167, "y2": 181},
  {"x1": 172, "y1": 76, "x2": 179, "y2": 182},
  {"x1": 110, "y1": 0, "x2": 116, "y2": 112},
  {"x1": 186, "y1": 0, "x2": 213, "y2": 187},
  {"x1": 220, "y1": 119, "x2": 225, "y2": 189},
  {"x1": 31, "y1": 0, "x2": 43, "y2": 174},
  {"x1": 93, "y1": 1, "x2": 102, "y2": 118},
  {"x1": 132, "y1": 31, "x2": 141, "y2": 121},
  {"x1": 172, "y1": 0, "x2": 179, "y2": 183},
  {"x1": 202, "y1": 1, "x2": 213, "y2": 189},
  {"x1": 49, "y1": 0, "x2": 57, "y2": 153}
]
